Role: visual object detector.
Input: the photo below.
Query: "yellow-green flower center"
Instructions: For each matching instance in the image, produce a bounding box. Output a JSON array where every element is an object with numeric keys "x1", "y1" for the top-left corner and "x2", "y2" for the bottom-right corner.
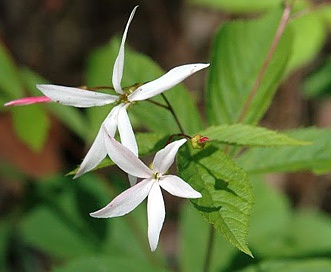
[
  {"x1": 153, "y1": 172, "x2": 162, "y2": 180},
  {"x1": 116, "y1": 82, "x2": 143, "y2": 105}
]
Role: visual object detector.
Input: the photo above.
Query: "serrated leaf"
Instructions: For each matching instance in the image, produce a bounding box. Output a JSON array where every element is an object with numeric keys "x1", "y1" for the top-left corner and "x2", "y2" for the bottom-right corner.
[
  {"x1": 237, "y1": 127, "x2": 331, "y2": 174},
  {"x1": 206, "y1": 9, "x2": 291, "y2": 125},
  {"x1": 85, "y1": 38, "x2": 203, "y2": 141},
  {"x1": 188, "y1": 0, "x2": 282, "y2": 13},
  {"x1": 178, "y1": 145, "x2": 253, "y2": 256},
  {"x1": 200, "y1": 124, "x2": 309, "y2": 147},
  {"x1": 11, "y1": 104, "x2": 50, "y2": 152},
  {"x1": 19, "y1": 68, "x2": 89, "y2": 140}
]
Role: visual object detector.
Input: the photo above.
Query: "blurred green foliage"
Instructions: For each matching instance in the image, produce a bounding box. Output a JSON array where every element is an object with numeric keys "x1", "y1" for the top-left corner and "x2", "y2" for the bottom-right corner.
[{"x1": 1, "y1": 0, "x2": 331, "y2": 271}]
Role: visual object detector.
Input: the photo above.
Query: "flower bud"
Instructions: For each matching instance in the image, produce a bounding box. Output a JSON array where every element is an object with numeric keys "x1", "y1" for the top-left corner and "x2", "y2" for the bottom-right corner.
[{"x1": 190, "y1": 134, "x2": 209, "y2": 149}]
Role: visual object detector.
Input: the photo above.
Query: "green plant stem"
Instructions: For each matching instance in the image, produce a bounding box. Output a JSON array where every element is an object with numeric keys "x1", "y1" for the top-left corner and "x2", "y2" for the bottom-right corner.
[
  {"x1": 161, "y1": 93, "x2": 185, "y2": 134},
  {"x1": 147, "y1": 94, "x2": 185, "y2": 134},
  {"x1": 203, "y1": 225, "x2": 215, "y2": 272},
  {"x1": 236, "y1": 1, "x2": 293, "y2": 123},
  {"x1": 205, "y1": 3, "x2": 294, "y2": 269}
]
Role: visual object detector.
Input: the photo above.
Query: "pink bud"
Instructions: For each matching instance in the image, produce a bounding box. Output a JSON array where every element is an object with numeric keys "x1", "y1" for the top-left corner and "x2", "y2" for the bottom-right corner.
[{"x1": 5, "y1": 96, "x2": 52, "y2": 107}]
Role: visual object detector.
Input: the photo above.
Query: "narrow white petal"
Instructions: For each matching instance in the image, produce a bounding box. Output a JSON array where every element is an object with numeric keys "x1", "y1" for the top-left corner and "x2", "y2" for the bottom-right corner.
[
  {"x1": 128, "y1": 63, "x2": 210, "y2": 101},
  {"x1": 104, "y1": 132, "x2": 152, "y2": 178},
  {"x1": 74, "y1": 126, "x2": 107, "y2": 179},
  {"x1": 159, "y1": 175, "x2": 202, "y2": 198},
  {"x1": 118, "y1": 104, "x2": 138, "y2": 156},
  {"x1": 103, "y1": 105, "x2": 122, "y2": 136},
  {"x1": 74, "y1": 106, "x2": 120, "y2": 178},
  {"x1": 90, "y1": 178, "x2": 153, "y2": 218},
  {"x1": 37, "y1": 84, "x2": 118, "y2": 107},
  {"x1": 147, "y1": 182, "x2": 165, "y2": 251},
  {"x1": 128, "y1": 175, "x2": 138, "y2": 186},
  {"x1": 112, "y1": 6, "x2": 138, "y2": 94},
  {"x1": 152, "y1": 139, "x2": 187, "y2": 174}
]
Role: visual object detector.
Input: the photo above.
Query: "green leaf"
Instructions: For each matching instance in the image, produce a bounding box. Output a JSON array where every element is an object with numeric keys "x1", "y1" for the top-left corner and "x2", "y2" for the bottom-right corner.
[
  {"x1": 85, "y1": 38, "x2": 203, "y2": 139},
  {"x1": 287, "y1": 6, "x2": 326, "y2": 72},
  {"x1": 188, "y1": 0, "x2": 282, "y2": 13},
  {"x1": 0, "y1": 42, "x2": 24, "y2": 102},
  {"x1": 302, "y1": 56, "x2": 331, "y2": 98},
  {"x1": 0, "y1": 223, "x2": 10, "y2": 271},
  {"x1": 206, "y1": 9, "x2": 291, "y2": 125},
  {"x1": 178, "y1": 145, "x2": 253, "y2": 256},
  {"x1": 20, "y1": 206, "x2": 94, "y2": 258},
  {"x1": 237, "y1": 127, "x2": 331, "y2": 174},
  {"x1": 179, "y1": 203, "x2": 237, "y2": 272},
  {"x1": 238, "y1": 259, "x2": 331, "y2": 272},
  {"x1": 200, "y1": 124, "x2": 309, "y2": 147},
  {"x1": 20, "y1": 174, "x2": 111, "y2": 259},
  {"x1": 11, "y1": 104, "x2": 50, "y2": 152},
  {"x1": 53, "y1": 256, "x2": 168, "y2": 272},
  {"x1": 19, "y1": 68, "x2": 89, "y2": 140}
]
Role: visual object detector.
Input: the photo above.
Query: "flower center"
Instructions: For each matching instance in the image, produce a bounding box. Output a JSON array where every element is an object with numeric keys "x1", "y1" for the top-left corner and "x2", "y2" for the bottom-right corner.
[
  {"x1": 153, "y1": 172, "x2": 162, "y2": 181},
  {"x1": 117, "y1": 82, "x2": 143, "y2": 105}
]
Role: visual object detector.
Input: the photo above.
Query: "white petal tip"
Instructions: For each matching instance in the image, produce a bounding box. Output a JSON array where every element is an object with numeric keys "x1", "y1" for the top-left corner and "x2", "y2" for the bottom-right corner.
[
  {"x1": 150, "y1": 246, "x2": 157, "y2": 252},
  {"x1": 89, "y1": 212, "x2": 99, "y2": 218},
  {"x1": 192, "y1": 192, "x2": 202, "y2": 198},
  {"x1": 194, "y1": 63, "x2": 210, "y2": 71}
]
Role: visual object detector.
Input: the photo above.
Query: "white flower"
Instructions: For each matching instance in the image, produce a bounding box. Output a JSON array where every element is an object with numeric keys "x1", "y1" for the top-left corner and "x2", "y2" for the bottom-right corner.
[
  {"x1": 4, "y1": 6, "x2": 209, "y2": 181},
  {"x1": 90, "y1": 132, "x2": 201, "y2": 251}
]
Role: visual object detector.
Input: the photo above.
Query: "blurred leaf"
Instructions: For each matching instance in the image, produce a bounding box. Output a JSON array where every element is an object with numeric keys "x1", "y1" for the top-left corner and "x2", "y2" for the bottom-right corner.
[
  {"x1": 287, "y1": 7, "x2": 326, "y2": 72},
  {"x1": 179, "y1": 203, "x2": 237, "y2": 272},
  {"x1": 238, "y1": 258, "x2": 331, "y2": 272},
  {"x1": 85, "y1": 38, "x2": 203, "y2": 142},
  {"x1": 237, "y1": 128, "x2": 331, "y2": 174},
  {"x1": 0, "y1": 223, "x2": 10, "y2": 271},
  {"x1": 200, "y1": 124, "x2": 309, "y2": 147},
  {"x1": 188, "y1": 0, "x2": 282, "y2": 13},
  {"x1": 20, "y1": 174, "x2": 112, "y2": 259},
  {"x1": 0, "y1": 42, "x2": 24, "y2": 103},
  {"x1": 206, "y1": 9, "x2": 291, "y2": 125},
  {"x1": 178, "y1": 145, "x2": 253, "y2": 256},
  {"x1": 319, "y1": 5, "x2": 331, "y2": 28},
  {"x1": 248, "y1": 179, "x2": 331, "y2": 259},
  {"x1": 11, "y1": 104, "x2": 50, "y2": 152},
  {"x1": 20, "y1": 68, "x2": 89, "y2": 140},
  {"x1": 302, "y1": 56, "x2": 331, "y2": 98},
  {"x1": 20, "y1": 206, "x2": 94, "y2": 259},
  {"x1": 247, "y1": 177, "x2": 291, "y2": 259},
  {"x1": 53, "y1": 256, "x2": 168, "y2": 272}
]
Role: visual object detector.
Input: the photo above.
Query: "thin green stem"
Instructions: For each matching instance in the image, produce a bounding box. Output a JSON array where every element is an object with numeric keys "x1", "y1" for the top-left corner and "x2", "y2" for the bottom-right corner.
[
  {"x1": 146, "y1": 95, "x2": 185, "y2": 135},
  {"x1": 146, "y1": 99, "x2": 169, "y2": 110},
  {"x1": 161, "y1": 93, "x2": 185, "y2": 134},
  {"x1": 203, "y1": 225, "x2": 215, "y2": 272},
  {"x1": 236, "y1": 1, "x2": 293, "y2": 123}
]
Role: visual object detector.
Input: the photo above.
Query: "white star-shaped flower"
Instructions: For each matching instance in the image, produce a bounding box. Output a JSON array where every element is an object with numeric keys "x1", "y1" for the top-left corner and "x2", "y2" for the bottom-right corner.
[
  {"x1": 4, "y1": 6, "x2": 209, "y2": 181},
  {"x1": 90, "y1": 131, "x2": 201, "y2": 251}
]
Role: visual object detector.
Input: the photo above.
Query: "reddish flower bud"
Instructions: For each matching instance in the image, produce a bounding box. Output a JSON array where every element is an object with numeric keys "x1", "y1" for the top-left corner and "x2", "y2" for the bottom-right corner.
[{"x1": 191, "y1": 134, "x2": 209, "y2": 149}]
